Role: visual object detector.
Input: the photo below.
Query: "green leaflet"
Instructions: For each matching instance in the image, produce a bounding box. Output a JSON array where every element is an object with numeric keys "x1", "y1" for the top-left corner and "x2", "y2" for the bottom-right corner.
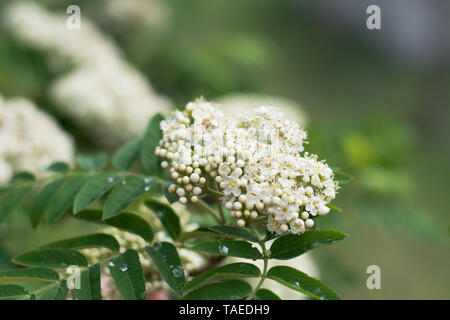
[
  {"x1": 333, "y1": 170, "x2": 352, "y2": 186},
  {"x1": 76, "y1": 153, "x2": 109, "y2": 172},
  {"x1": 108, "y1": 250, "x2": 146, "y2": 300},
  {"x1": 0, "y1": 185, "x2": 31, "y2": 222},
  {"x1": 0, "y1": 267, "x2": 59, "y2": 283},
  {"x1": 73, "y1": 264, "x2": 102, "y2": 300},
  {"x1": 45, "y1": 175, "x2": 89, "y2": 225},
  {"x1": 254, "y1": 288, "x2": 281, "y2": 300},
  {"x1": 74, "y1": 209, "x2": 153, "y2": 242},
  {"x1": 112, "y1": 138, "x2": 142, "y2": 170},
  {"x1": 267, "y1": 266, "x2": 340, "y2": 300},
  {"x1": 41, "y1": 233, "x2": 120, "y2": 252},
  {"x1": 73, "y1": 173, "x2": 117, "y2": 213},
  {"x1": 0, "y1": 284, "x2": 29, "y2": 300},
  {"x1": 208, "y1": 225, "x2": 259, "y2": 242},
  {"x1": 192, "y1": 240, "x2": 263, "y2": 259},
  {"x1": 326, "y1": 203, "x2": 343, "y2": 213},
  {"x1": 31, "y1": 178, "x2": 64, "y2": 229},
  {"x1": 141, "y1": 113, "x2": 165, "y2": 174},
  {"x1": 54, "y1": 280, "x2": 69, "y2": 300},
  {"x1": 10, "y1": 171, "x2": 35, "y2": 184},
  {"x1": 13, "y1": 248, "x2": 88, "y2": 268},
  {"x1": 46, "y1": 162, "x2": 70, "y2": 174},
  {"x1": 145, "y1": 242, "x2": 185, "y2": 293},
  {"x1": 36, "y1": 280, "x2": 68, "y2": 300},
  {"x1": 182, "y1": 263, "x2": 260, "y2": 294},
  {"x1": 182, "y1": 280, "x2": 252, "y2": 300},
  {"x1": 103, "y1": 176, "x2": 156, "y2": 219},
  {"x1": 270, "y1": 230, "x2": 348, "y2": 260},
  {"x1": 145, "y1": 199, "x2": 181, "y2": 240}
]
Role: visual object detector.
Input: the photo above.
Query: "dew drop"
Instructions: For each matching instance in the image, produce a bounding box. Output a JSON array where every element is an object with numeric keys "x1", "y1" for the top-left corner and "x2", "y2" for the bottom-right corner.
[
  {"x1": 144, "y1": 186, "x2": 150, "y2": 192},
  {"x1": 219, "y1": 245, "x2": 229, "y2": 255},
  {"x1": 108, "y1": 177, "x2": 115, "y2": 183},
  {"x1": 122, "y1": 180, "x2": 127, "y2": 185},
  {"x1": 108, "y1": 261, "x2": 115, "y2": 267},
  {"x1": 153, "y1": 242, "x2": 162, "y2": 250},
  {"x1": 171, "y1": 265, "x2": 184, "y2": 278},
  {"x1": 120, "y1": 264, "x2": 128, "y2": 272}
]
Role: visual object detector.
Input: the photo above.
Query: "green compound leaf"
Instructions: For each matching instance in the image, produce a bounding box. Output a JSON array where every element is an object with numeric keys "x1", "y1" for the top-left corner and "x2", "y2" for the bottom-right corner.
[
  {"x1": 31, "y1": 178, "x2": 64, "y2": 229},
  {"x1": 103, "y1": 176, "x2": 156, "y2": 219},
  {"x1": 141, "y1": 113, "x2": 164, "y2": 174},
  {"x1": 0, "y1": 268, "x2": 59, "y2": 283},
  {"x1": 182, "y1": 263, "x2": 260, "y2": 294},
  {"x1": 45, "y1": 175, "x2": 89, "y2": 225},
  {"x1": 73, "y1": 263, "x2": 102, "y2": 300},
  {"x1": 0, "y1": 185, "x2": 31, "y2": 222},
  {"x1": 108, "y1": 250, "x2": 146, "y2": 300},
  {"x1": 73, "y1": 173, "x2": 117, "y2": 213},
  {"x1": 145, "y1": 242, "x2": 185, "y2": 293},
  {"x1": 145, "y1": 199, "x2": 181, "y2": 240},
  {"x1": 270, "y1": 230, "x2": 348, "y2": 260},
  {"x1": 41, "y1": 233, "x2": 120, "y2": 252},
  {"x1": 76, "y1": 153, "x2": 109, "y2": 172},
  {"x1": 208, "y1": 225, "x2": 259, "y2": 242},
  {"x1": 192, "y1": 240, "x2": 263, "y2": 259},
  {"x1": 267, "y1": 266, "x2": 340, "y2": 300},
  {"x1": 182, "y1": 280, "x2": 252, "y2": 300},
  {"x1": 255, "y1": 288, "x2": 281, "y2": 300},
  {"x1": 0, "y1": 284, "x2": 29, "y2": 300},
  {"x1": 46, "y1": 162, "x2": 70, "y2": 174},
  {"x1": 112, "y1": 138, "x2": 142, "y2": 170},
  {"x1": 74, "y1": 209, "x2": 153, "y2": 242},
  {"x1": 13, "y1": 248, "x2": 88, "y2": 268}
]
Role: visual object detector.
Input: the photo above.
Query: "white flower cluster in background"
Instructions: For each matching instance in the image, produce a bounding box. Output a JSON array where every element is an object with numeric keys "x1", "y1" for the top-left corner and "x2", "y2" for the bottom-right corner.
[
  {"x1": 5, "y1": 2, "x2": 172, "y2": 146},
  {"x1": 101, "y1": 0, "x2": 171, "y2": 31},
  {"x1": 156, "y1": 99, "x2": 338, "y2": 235},
  {"x1": 217, "y1": 93, "x2": 308, "y2": 126},
  {"x1": 0, "y1": 95, "x2": 74, "y2": 184}
]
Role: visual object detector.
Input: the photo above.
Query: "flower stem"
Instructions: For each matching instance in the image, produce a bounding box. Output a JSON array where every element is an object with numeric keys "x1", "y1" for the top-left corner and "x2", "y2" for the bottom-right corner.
[
  {"x1": 250, "y1": 240, "x2": 269, "y2": 299},
  {"x1": 195, "y1": 199, "x2": 222, "y2": 224}
]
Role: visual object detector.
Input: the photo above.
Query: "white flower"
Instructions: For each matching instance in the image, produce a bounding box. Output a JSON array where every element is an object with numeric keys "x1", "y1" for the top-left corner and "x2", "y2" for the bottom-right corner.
[
  {"x1": 156, "y1": 98, "x2": 339, "y2": 235},
  {"x1": 0, "y1": 95, "x2": 74, "y2": 185},
  {"x1": 217, "y1": 93, "x2": 308, "y2": 127},
  {"x1": 5, "y1": 1, "x2": 172, "y2": 146}
]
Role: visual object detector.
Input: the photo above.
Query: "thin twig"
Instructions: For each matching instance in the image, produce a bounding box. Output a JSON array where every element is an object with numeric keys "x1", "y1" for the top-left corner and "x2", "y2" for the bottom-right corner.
[{"x1": 195, "y1": 199, "x2": 222, "y2": 224}]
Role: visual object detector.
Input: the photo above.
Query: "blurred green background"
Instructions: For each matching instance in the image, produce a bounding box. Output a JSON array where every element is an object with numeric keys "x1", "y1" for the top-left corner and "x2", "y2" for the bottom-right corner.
[{"x1": 0, "y1": 0, "x2": 449, "y2": 299}]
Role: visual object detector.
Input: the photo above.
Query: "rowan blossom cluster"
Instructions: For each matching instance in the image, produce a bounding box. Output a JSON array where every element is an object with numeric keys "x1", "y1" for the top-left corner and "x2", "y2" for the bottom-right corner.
[
  {"x1": 156, "y1": 99, "x2": 339, "y2": 235},
  {"x1": 0, "y1": 95, "x2": 74, "y2": 184},
  {"x1": 6, "y1": 1, "x2": 171, "y2": 146}
]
